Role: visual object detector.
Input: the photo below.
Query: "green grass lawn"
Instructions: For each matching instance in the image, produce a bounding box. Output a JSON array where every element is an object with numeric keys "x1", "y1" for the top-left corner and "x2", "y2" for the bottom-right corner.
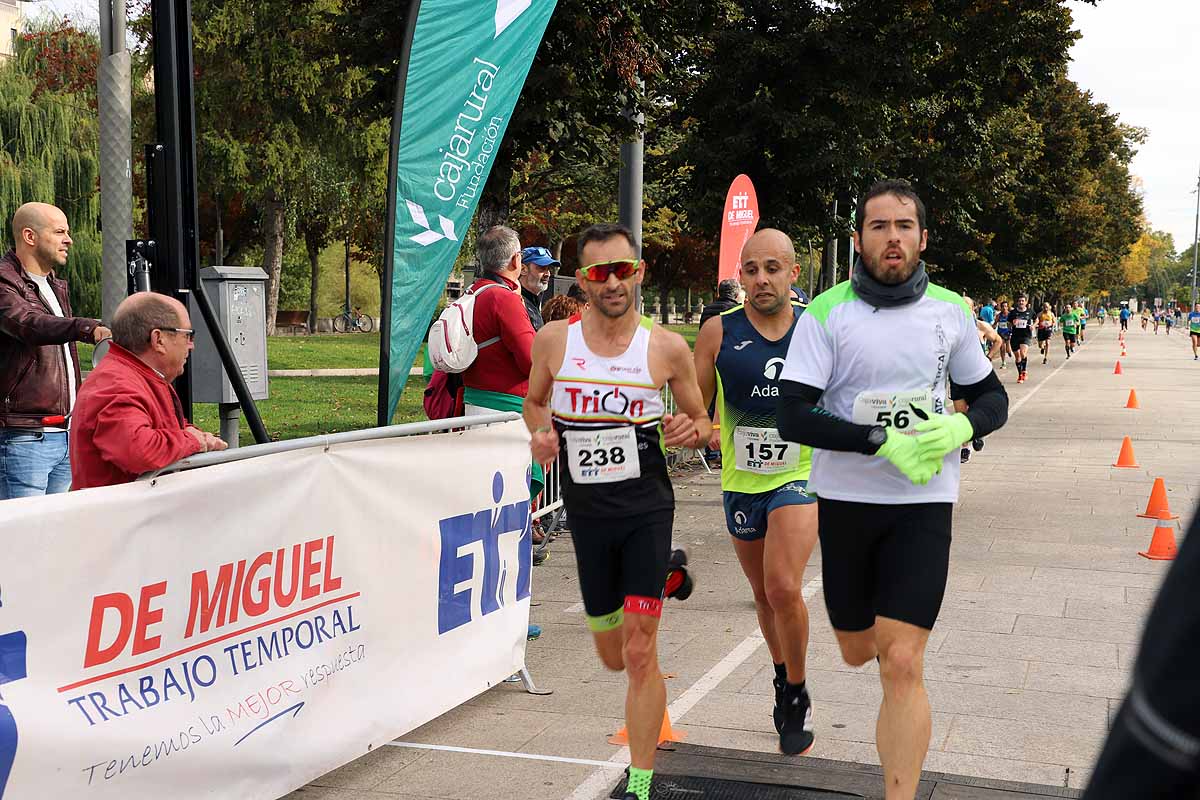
[
  {"x1": 192, "y1": 376, "x2": 427, "y2": 441},
  {"x1": 79, "y1": 323, "x2": 700, "y2": 442}
]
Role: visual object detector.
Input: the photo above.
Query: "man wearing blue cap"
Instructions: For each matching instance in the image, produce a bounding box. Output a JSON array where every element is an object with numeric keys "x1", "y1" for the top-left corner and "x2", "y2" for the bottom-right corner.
[{"x1": 520, "y1": 246, "x2": 560, "y2": 331}]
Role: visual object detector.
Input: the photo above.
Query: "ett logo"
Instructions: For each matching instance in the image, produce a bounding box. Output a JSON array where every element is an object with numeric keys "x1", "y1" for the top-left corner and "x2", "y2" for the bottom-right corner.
[{"x1": 437, "y1": 472, "x2": 532, "y2": 635}]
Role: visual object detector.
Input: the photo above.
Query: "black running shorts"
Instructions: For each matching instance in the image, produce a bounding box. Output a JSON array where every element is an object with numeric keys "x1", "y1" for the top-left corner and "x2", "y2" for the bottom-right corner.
[
  {"x1": 568, "y1": 509, "x2": 673, "y2": 620},
  {"x1": 816, "y1": 497, "x2": 953, "y2": 631},
  {"x1": 1010, "y1": 333, "x2": 1032, "y2": 349},
  {"x1": 1063, "y1": 332, "x2": 1077, "y2": 343}
]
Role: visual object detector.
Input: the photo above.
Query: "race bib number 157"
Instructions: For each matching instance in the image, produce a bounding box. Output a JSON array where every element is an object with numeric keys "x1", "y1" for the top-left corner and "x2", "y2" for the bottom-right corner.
[{"x1": 734, "y1": 426, "x2": 799, "y2": 474}]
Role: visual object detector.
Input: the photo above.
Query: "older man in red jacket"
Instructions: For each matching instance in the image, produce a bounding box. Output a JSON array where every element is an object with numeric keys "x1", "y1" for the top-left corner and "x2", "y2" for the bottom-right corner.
[{"x1": 69, "y1": 292, "x2": 227, "y2": 489}]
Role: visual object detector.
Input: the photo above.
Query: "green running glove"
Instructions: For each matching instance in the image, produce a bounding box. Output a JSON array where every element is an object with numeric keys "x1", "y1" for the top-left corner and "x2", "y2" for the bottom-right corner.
[
  {"x1": 875, "y1": 427, "x2": 939, "y2": 485},
  {"x1": 913, "y1": 413, "x2": 975, "y2": 462}
]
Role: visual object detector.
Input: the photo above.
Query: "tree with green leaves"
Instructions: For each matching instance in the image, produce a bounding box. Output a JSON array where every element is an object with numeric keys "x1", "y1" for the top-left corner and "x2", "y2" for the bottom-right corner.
[
  {"x1": 0, "y1": 19, "x2": 101, "y2": 316},
  {"x1": 163, "y1": 0, "x2": 373, "y2": 334},
  {"x1": 672, "y1": 0, "x2": 1142, "y2": 298}
]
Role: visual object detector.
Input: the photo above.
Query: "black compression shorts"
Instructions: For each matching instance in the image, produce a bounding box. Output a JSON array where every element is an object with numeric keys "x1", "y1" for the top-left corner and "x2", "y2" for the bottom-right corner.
[
  {"x1": 816, "y1": 497, "x2": 953, "y2": 631},
  {"x1": 568, "y1": 509, "x2": 673, "y2": 622}
]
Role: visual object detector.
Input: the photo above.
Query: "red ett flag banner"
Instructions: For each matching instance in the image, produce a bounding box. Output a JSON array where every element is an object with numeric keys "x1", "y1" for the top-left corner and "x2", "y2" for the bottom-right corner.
[{"x1": 717, "y1": 174, "x2": 759, "y2": 284}]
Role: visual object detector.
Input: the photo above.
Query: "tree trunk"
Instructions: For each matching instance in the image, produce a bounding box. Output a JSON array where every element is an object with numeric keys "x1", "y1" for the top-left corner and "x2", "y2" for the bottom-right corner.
[
  {"x1": 306, "y1": 228, "x2": 321, "y2": 334},
  {"x1": 262, "y1": 193, "x2": 285, "y2": 336},
  {"x1": 477, "y1": 158, "x2": 513, "y2": 234},
  {"x1": 659, "y1": 282, "x2": 669, "y2": 325}
]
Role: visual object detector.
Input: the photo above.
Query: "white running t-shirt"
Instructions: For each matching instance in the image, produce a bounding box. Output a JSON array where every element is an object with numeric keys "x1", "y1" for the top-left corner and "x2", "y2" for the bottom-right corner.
[
  {"x1": 780, "y1": 280, "x2": 992, "y2": 504},
  {"x1": 26, "y1": 271, "x2": 77, "y2": 430}
]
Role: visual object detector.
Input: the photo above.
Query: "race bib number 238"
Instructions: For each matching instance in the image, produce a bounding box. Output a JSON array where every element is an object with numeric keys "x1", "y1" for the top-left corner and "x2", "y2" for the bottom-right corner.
[{"x1": 564, "y1": 427, "x2": 640, "y2": 484}]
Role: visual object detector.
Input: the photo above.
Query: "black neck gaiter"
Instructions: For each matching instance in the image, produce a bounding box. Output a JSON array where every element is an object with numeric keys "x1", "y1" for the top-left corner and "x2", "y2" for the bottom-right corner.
[{"x1": 851, "y1": 257, "x2": 929, "y2": 308}]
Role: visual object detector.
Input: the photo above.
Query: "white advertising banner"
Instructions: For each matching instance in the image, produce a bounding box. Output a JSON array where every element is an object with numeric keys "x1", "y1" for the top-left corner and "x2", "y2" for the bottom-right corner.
[{"x1": 0, "y1": 419, "x2": 533, "y2": 799}]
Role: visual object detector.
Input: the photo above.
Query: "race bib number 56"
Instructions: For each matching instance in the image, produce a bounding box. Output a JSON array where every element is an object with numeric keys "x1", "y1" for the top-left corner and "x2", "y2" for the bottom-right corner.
[
  {"x1": 564, "y1": 427, "x2": 640, "y2": 484},
  {"x1": 852, "y1": 390, "x2": 933, "y2": 435}
]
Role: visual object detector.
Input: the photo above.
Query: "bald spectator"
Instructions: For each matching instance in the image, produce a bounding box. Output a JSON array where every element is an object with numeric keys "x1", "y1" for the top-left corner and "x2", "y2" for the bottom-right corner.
[
  {"x1": 0, "y1": 202, "x2": 109, "y2": 499},
  {"x1": 69, "y1": 293, "x2": 226, "y2": 490}
]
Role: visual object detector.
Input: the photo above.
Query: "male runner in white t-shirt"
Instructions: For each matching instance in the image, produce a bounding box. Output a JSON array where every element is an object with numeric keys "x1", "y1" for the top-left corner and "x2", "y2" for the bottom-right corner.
[{"x1": 775, "y1": 181, "x2": 1009, "y2": 799}]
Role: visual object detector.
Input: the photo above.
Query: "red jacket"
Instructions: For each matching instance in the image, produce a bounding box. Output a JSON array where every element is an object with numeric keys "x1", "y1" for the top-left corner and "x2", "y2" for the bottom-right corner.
[
  {"x1": 462, "y1": 272, "x2": 536, "y2": 397},
  {"x1": 69, "y1": 343, "x2": 203, "y2": 489}
]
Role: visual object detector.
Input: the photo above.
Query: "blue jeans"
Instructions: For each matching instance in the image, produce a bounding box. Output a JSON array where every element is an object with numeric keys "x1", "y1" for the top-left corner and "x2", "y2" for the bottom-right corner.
[{"x1": 0, "y1": 430, "x2": 71, "y2": 499}]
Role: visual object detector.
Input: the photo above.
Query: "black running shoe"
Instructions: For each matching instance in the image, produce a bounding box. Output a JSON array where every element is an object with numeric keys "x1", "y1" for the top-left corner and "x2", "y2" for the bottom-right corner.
[
  {"x1": 779, "y1": 686, "x2": 814, "y2": 756},
  {"x1": 772, "y1": 676, "x2": 786, "y2": 733},
  {"x1": 665, "y1": 549, "x2": 693, "y2": 601},
  {"x1": 972, "y1": 437, "x2": 985, "y2": 452},
  {"x1": 960, "y1": 447, "x2": 970, "y2": 463}
]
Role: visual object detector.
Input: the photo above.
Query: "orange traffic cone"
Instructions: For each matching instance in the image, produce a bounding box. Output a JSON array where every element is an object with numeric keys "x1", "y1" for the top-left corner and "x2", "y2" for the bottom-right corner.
[
  {"x1": 1138, "y1": 512, "x2": 1178, "y2": 561},
  {"x1": 608, "y1": 708, "x2": 685, "y2": 746},
  {"x1": 1137, "y1": 477, "x2": 1179, "y2": 520},
  {"x1": 1113, "y1": 361, "x2": 1123, "y2": 375},
  {"x1": 1125, "y1": 389, "x2": 1139, "y2": 409},
  {"x1": 1112, "y1": 436, "x2": 1139, "y2": 468},
  {"x1": 1121, "y1": 344, "x2": 1128, "y2": 356}
]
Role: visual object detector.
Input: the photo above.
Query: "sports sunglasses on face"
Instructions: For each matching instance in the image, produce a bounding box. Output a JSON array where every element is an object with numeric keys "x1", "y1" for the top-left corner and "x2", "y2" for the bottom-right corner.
[{"x1": 580, "y1": 259, "x2": 640, "y2": 282}]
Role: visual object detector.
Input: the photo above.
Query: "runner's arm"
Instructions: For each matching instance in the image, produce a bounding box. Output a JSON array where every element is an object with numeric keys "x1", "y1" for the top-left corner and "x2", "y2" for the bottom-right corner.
[
  {"x1": 692, "y1": 315, "x2": 722, "y2": 408},
  {"x1": 776, "y1": 380, "x2": 880, "y2": 454},
  {"x1": 976, "y1": 319, "x2": 1002, "y2": 359},
  {"x1": 523, "y1": 325, "x2": 561, "y2": 465},
  {"x1": 949, "y1": 371, "x2": 1008, "y2": 438},
  {"x1": 663, "y1": 331, "x2": 712, "y2": 448}
]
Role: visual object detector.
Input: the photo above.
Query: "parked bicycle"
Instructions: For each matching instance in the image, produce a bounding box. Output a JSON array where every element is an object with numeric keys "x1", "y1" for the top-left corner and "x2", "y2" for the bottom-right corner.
[{"x1": 333, "y1": 306, "x2": 375, "y2": 333}]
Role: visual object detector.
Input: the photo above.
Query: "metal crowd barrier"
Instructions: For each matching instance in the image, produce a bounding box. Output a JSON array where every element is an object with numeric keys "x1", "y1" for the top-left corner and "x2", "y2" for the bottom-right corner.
[{"x1": 147, "y1": 412, "x2": 520, "y2": 477}]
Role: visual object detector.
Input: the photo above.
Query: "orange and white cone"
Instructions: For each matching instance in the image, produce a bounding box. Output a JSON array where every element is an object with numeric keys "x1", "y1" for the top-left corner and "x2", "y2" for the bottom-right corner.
[{"x1": 1139, "y1": 512, "x2": 1178, "y2": 561}]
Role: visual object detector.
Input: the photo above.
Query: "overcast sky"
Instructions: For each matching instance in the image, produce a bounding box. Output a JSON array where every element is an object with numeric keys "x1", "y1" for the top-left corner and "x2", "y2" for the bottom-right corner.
[{"x1": 32, "y1": 0, "x2": 1200, "y2": 253}]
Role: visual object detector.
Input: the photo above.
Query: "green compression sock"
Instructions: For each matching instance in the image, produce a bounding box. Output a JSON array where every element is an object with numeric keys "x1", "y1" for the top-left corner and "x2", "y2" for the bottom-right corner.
[{"x1": 627, "y1": 766, "x2": 653, "y2": 800}]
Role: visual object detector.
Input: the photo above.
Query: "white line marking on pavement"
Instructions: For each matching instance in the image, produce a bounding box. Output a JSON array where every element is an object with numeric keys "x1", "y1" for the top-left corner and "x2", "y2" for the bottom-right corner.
[
  {"x1": 565, "y1": 602, "x2": 585, "y2": 613},
  {"x1": 1007, "y1": 348, "x2": 1075, "y2": 418},
  {"x1": 384, "y1": 741, "x2": 627, "y2": 769},
  {"x1": 563, "y1": 576, "x2": 824, "y2": 800}
]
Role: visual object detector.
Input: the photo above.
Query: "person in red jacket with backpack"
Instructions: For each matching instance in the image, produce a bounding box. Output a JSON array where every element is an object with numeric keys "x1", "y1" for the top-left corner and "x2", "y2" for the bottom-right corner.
[{"x1": 461, "y1": 226, "x2": 537, "y2": 406}]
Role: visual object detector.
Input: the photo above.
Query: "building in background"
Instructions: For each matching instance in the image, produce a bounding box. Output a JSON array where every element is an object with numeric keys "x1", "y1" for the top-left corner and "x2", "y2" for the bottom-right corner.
[{"x1": 0, "y1": 0, "x2": 23, "y2": 60}]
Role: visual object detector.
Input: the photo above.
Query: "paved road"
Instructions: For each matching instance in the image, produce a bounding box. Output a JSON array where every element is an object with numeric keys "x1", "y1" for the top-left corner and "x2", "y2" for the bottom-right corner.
[{"x1": 288, "y1": 321, "x2": 1197, "y2": 799}]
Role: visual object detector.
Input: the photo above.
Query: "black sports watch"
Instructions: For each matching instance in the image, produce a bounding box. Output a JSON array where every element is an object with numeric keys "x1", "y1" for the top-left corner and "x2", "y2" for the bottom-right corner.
[{"x1": 866, "y1": 425, "x2": 888, "y2": 453}]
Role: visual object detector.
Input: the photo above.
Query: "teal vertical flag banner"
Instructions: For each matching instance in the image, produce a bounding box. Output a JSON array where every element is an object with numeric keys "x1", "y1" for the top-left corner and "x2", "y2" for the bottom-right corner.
[{"x1": 378, "y1": 0, "x2": 558, "y2": 424}]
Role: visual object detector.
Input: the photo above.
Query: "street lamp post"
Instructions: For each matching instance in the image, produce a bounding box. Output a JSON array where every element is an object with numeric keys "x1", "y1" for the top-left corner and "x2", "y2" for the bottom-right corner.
[{"x1": 1191, "y1": 164, "x2": 1199, "y2": 306}]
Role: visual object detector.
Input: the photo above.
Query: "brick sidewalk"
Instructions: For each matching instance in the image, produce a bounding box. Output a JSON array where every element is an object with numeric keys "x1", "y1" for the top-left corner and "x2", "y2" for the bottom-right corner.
[{"x1": 288, "y1": 321, "x2": 1196, "y2": 799}]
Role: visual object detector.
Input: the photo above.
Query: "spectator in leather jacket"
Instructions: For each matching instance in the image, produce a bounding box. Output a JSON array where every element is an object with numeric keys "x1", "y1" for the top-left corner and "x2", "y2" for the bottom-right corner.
[{"x1": 0, "y1": 203, "x2": 110, "y2": 499}]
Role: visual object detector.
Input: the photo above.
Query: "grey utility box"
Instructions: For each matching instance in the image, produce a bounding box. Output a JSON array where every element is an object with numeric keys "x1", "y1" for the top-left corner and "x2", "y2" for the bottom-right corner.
[{"x1": 190, "y1": 266, "x2": 270, "y2": 404}]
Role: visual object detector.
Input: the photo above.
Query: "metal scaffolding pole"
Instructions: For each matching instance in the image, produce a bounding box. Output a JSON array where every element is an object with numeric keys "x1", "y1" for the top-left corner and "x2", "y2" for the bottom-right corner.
[{"x1": 98, "y1": 0, "x2": 133, "y2": 322}]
